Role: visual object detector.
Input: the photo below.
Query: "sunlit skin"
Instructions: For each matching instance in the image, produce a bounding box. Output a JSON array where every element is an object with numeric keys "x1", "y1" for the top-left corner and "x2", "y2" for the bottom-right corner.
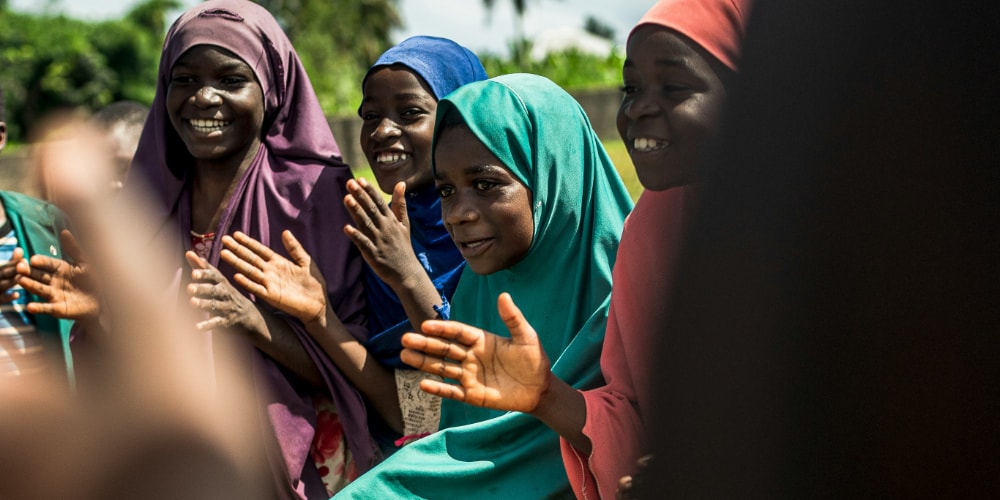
[
  {"x1": 9, "y1": 49, "x2": 322, "y2": 386},
  {"x1": 166, "y1": 45, "x2": 265, "y2": 178},
  {"x1": 168, "y1": 45, "x2": 321, "y2": 386},
  {"x1": 399, "y1": 28, "x2": 733, "y2": 459},
  {"x1": 359, "y1": 66, "x2": 438, "y2": 195},
  {"x1": 618, "y1": 25, "x2": 728, "y2": 191},
  {"x1": 219, "y1": 229, "x2": 404, "y2": 433},
  {"x1": 433, "y1": 125, "x2": 534, "y2": 276},
  {"x1": 346, "y1": 66, "x2": 447, "y2": 352}
]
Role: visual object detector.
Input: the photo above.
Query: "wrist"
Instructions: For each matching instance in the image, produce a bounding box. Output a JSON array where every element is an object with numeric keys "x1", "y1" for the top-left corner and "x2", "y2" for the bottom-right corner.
[
  {"x1": 529, "y1": 370, "x2": 560, "y2": 416},
  {"x1": 303, "y1": 302, "x2": 328, "y2": 330}
]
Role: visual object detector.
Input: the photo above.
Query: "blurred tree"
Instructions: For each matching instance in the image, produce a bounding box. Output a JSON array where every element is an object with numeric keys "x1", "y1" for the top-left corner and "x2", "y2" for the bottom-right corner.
[
  {"x1": 0, "y1": 0, "x2": 174, "y2": 140},
  {"x1": 584, "y1": 15, "x2": 614, "y2": 40},
  {"x1": 254, "y1": 0, "x2": 402, "y2": 116}
]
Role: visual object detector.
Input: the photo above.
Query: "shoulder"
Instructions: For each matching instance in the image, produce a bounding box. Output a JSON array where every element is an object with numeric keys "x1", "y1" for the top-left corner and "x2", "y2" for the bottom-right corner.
[{"x1": 0, "y1": 191, "x2": 65, "y2": 221}]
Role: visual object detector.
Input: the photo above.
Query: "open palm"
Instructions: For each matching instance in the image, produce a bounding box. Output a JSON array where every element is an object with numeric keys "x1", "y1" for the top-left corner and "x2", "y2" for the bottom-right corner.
[
  {"x1": 16, "y1": 230, "x2": 101, "y2": 320},
  {"x1": 220, "y1": 230, "x2": 327, "y2": 325},
  {"x1": 400, "y1": 293, "x2": 551, "y2": 413}
]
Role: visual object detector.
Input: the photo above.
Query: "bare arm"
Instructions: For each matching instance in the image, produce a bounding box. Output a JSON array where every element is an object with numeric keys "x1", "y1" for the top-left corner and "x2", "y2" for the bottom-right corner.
[
  {"x1": 221, "y1": 230, "x2": 403, "y2": 433},
  {"x1": 185, "y1": 250, "x2": 323, "y2": 387},
  {"x1": 344, "y1": 179, "x2": 444, "y2": 329},
  {"x1": 400, "y1": 292, "x2": 593, "y2": 452}
]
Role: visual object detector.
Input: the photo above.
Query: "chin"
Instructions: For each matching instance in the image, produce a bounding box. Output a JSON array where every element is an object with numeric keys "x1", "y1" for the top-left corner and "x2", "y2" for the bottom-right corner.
[{"x1": 637, "y1": 168, "x2": 695, "y2": 191}]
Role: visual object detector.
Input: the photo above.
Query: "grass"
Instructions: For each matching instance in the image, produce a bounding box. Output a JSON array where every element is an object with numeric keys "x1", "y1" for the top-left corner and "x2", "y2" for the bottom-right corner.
[
  {"x1": 602, "y1": 138, "x2": 643, "y2": 202},
  {"x1": 351, "y1": 138, "x2": 643, "y2": 204}
]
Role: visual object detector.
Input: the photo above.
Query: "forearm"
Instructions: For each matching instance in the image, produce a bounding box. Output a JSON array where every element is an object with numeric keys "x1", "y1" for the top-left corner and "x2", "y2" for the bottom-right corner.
[
  {"x1": 249, "y1": 306, "x2": 325, "y2": 387},
  {"x1": 393, "y1": 272, "x2": 448, "y2": 330},
  {"x1": 531, "y1": 373, "x2": 592, "y2": 454},
  {"x1": 307, "y1": 304, "x2": 403, "y2": 433}
]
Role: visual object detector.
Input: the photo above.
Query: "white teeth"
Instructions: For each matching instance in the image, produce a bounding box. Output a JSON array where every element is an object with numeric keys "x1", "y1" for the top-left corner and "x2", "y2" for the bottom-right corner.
[
  {"x1": 633, "y1": 137, "x2": 670, "y2": 152},
  {"x1": 189, "y1": 119, "x2": 231, "y2": 132},
  {"x1": 464, "y1": 240, "x2": 486, "y2": 249},
  {"x1": 376, "y1": 152, "x2": 410, "y2": 164}
]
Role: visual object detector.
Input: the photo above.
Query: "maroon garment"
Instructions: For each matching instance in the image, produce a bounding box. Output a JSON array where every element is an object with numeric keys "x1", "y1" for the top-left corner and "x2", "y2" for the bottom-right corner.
[{"x1": 124, "y1": 1, "x2": 375, "y2": 497}]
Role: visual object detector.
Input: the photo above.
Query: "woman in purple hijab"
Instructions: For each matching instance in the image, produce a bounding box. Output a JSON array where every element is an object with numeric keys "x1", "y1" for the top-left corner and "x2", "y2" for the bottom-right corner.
[{"x1": 124, "y1": 0, "x2": 374, "y2": 497}]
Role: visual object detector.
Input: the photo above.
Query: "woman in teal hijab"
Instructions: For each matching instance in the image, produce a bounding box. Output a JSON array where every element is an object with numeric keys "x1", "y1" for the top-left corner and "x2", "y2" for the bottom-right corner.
[{"x1": 335, "y1": 73, "x2": 633, "y2": 498}]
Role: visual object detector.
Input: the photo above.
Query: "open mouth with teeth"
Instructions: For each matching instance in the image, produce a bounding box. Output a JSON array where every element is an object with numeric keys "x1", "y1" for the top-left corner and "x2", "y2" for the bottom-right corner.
[
  {"x1": 188, "y1": 118, "x2": 232, "y2": 133},
  {"x1": 375, "y1": 151, "x2": 411, "y2": 165},
  {"x1": 457, "y1": 238, "x2": 493, "y2": 256},
  {"x1": 632, "y1": 137, "x2": 670, "y2": 152}
]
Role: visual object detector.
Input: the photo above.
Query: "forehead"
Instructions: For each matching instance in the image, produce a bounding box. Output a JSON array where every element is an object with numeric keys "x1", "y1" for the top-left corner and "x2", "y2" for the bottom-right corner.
[
  {"x1": 363, "y1": 66, "x2": 435, "y2": 100},
  {"x1": 434, "y1": 125, "x2": 503, "y2": 174},
  {"x1": 172, "y1": 44, "x2": 253, "y2": 72},
  {"x1": 625, "y1": 25, "x2": 709, "y2": 68}
]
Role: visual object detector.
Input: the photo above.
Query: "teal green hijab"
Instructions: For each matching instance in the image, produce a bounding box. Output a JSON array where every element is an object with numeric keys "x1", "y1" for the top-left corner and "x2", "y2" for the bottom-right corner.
[{"x1": 335, "y1": 74, "x2": 633, "y2": 499}]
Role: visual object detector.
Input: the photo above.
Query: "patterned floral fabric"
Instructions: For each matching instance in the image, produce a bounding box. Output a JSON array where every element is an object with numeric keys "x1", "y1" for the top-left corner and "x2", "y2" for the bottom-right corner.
[{"x1": 311, "y1": 394, "x2": 357, "y2": 495}]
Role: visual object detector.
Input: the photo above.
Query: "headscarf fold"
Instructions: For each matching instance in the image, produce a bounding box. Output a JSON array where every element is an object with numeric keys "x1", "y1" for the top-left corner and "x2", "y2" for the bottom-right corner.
[
  {"x1": 358, "y1": 36, "x2": 486, "y2": 369},
  {"x1": 632, "y1": 0, "x2": 751, "y2": 71},
  {"x1": 336, "y1": 73, "x2": 633, "y2": 498},
  {"x1": 563, "y1": 1, "x2": 752, "y2": 497},
  {"x1": 125, "y1": 1, "x2": 374, "y2": 496}
]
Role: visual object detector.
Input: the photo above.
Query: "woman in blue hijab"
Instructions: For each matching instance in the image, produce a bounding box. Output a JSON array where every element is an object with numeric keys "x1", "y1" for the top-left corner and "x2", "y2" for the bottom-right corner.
[{"x1": 351, "y1": 36, "x2": 488, "y2": 371}]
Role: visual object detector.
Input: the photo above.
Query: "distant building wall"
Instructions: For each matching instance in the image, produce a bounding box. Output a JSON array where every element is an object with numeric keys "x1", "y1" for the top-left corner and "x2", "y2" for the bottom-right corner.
[{"x1": 0, "y1": 87, "x2": 623, "y2": 195}]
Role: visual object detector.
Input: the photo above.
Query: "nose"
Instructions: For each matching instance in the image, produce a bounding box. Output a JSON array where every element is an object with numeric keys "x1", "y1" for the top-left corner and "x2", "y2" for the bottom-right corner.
[
  {"x1": 622, "y1": 89, "x2": 659, "y2": 121},
  {"x1": 442, "y1": 194, "x2": 478, "y2": 226},
  {"x1": 370, "y1": 117, "x2": 401, "y2": 142},
  {"x1": 193, "y1": 85, "x2": 222, "y2": 107}
]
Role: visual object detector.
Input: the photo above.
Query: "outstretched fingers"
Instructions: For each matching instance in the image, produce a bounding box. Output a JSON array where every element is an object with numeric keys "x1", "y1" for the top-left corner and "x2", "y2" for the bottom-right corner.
[
  {"x1": 279, "y1": 230, "x2": 312, "y2": 268},
  {"x1": 390, "y1": 181, "x2": 409, "y2": 226},
  {"x1": 417, "y1": 319, "x2": 485, "y2": 348},
  {"x1": 496, "y1": 292, "x2": 539, "y2": 346},
  {"x1": 401, "y1": 330, "x2": 472, "y2": 361},
  {"x1": 418, "y1": 377, "x2": 468, "y2": 402},
  {"x1": 400, "y1": 347, "x2": 465, "y2": 381}
]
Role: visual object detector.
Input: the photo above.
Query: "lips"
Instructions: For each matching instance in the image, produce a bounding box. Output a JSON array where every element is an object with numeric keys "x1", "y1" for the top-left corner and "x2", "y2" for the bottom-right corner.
[
  {"x1": 375, "y1": 151, "x2": 411, "y2": 166},
  {"x1": 455, "y1": 237, "x2": 493, "y2": 258},
  {"x1": 631, "y1": 137, "x2": 670, "y2": 152},
  {"x1": 187, "y1": 118, "x2": 231, "y2": 133}
]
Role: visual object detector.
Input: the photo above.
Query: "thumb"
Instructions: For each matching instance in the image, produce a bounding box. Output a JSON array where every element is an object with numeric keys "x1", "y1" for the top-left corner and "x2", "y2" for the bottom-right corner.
[
  {"x1": 497, "y1": 292, "x2": 539, "y2": 347},
  {"x1": 59, "y1": 229, "x2": 86, "y2": 264},
  {"x1": 281, "y1": 230, "x2": 312, "y2": 268},
  {"x1": 184, "y1": 250, "x2": 209, "y2": 270},
  {"x1": 392, "y1": 181, "x2": 409, "y2": 229}
]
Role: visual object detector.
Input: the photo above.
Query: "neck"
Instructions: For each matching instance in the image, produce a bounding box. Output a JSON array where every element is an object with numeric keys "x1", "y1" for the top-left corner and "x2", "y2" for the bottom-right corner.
[{"x1": 190, "y1": 143, "x2": 260, "y2": 235}]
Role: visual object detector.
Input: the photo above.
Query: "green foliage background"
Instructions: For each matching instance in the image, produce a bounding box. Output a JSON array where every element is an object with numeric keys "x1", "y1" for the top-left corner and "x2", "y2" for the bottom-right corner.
[{"x1": 0, "y1": 0, "x2": 626, "y2": 141}]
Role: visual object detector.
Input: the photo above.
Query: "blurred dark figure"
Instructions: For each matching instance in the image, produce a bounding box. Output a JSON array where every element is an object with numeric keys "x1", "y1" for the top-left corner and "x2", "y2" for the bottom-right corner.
[
  {"x1": 91, "y1": 100, "x2": 148, "y2": 192},
  {"x1": 635, "y1": 1, "x2": 999, "y2": 498}
]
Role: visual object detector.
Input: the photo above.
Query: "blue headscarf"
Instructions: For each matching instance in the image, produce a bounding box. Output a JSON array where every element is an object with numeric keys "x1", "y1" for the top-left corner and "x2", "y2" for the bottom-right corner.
[{"x1": 360, "y1": 36, "x2": 487, "y2": 368}]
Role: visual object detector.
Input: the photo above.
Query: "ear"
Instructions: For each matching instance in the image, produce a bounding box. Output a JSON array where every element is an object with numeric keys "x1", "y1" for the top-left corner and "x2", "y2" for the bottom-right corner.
[{"x1": 0, "y1": 122, "x2": 7, "y2": 152}]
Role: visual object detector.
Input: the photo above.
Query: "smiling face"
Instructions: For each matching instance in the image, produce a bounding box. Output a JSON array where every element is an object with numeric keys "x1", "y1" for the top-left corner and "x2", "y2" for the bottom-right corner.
[
  {"x1": 434, "y1": 124, "x2": 534, "y2": 275},
  {"x1": 166, "y1": 45, "x2": 265, "y2": 173},
  {"x1": 360, "y1": 66, "x2": 438, "y2": 194},
  {"x1": 618, "y1": 25, "x2": 729, "y2": 191}
]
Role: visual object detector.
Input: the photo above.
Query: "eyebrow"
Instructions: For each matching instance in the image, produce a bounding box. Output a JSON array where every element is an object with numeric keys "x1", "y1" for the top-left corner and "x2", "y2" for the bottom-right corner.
[
  {"x1": 172, "y1": 60, "x2": 250, "y2": 74},
  {"x1": 433, "y1": 164, "x2": 509, "y2": 180},
  {"x1": 362, "y1": 92, "x2": 434, "y2": 104},
  {"x1": 622, "y1": 56, "x2": 691, "y2": 69}
]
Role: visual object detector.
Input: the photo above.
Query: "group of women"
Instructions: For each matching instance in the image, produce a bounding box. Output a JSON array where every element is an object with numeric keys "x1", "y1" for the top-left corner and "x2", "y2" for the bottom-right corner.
[{"x1": 16, "y1": 0, "x2": 752, "y2": 497}]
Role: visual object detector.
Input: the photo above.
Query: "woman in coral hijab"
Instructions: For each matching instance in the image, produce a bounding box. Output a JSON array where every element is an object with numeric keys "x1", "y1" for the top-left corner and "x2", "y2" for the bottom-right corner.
[{"x1": 399, "y1": 0, "x2": 751, "y2": 498}]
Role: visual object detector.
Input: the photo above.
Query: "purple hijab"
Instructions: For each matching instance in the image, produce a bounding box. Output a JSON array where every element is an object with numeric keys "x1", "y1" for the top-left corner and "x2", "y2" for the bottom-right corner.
[{"x1": 125, "y1": 0, "x2": 375, "y2": 496}]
